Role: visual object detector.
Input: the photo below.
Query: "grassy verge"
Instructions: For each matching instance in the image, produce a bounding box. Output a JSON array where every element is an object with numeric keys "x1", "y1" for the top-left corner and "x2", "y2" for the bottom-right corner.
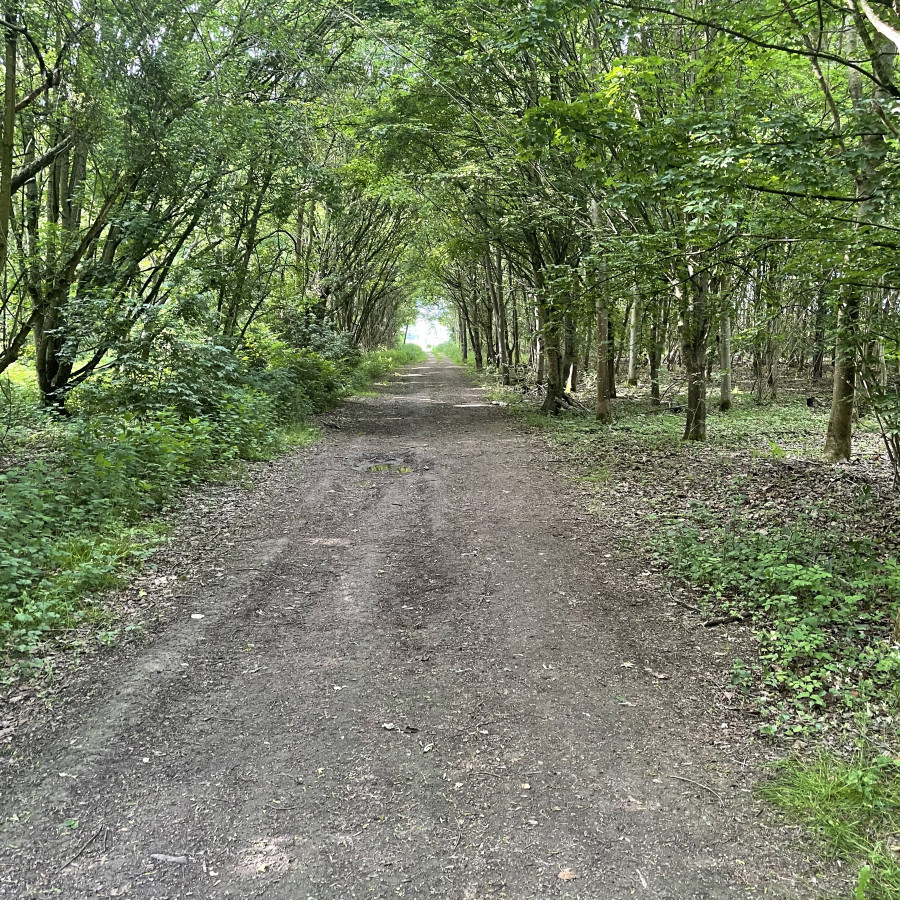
[
  {"x1": 0, "y1": 343, "x2": 425, "y2": 678},
  {"x1": 432, "y1": 341, "x2": 467, "y2": 365},
  {"x1": 763, "y1": 751, "x2": 900, "y2": 899},
  {"x1": 466, "y1": 351, "x2": 900, "y2": 895}
]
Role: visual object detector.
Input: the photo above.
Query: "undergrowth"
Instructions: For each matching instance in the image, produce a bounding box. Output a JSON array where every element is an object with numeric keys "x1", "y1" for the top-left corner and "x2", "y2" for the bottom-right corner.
[
  {"x1": 0, "y1": 338, "x2": 424, "y2": 676},
  {"x1": 649, "y1": 500, "x2": 900, "y2": 736}
]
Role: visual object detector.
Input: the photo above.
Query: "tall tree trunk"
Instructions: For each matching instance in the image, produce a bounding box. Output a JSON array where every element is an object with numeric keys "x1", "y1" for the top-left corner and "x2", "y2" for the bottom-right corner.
[
  {"x1": 564, "y1": 313, "x2": 577, "y2": 392},
  {"x1": 607, "y1": 348, "x2": 617, "y2": 398},
  {"x1": 468, "y1": 318, "x2": 483, "y2": 370},
  {"x1": 824, "y1": 294, "x2": 858, "y2": 461},
  {"x1": 648, "y1": 298, "x2": 666, "y2": 406},
  {"x1": 718, "y1": 313, "x2": 732, "y2": 412},
  {"x1": 0, "y1": 4, "x2": 16, "y2": 283},
  {"x1": 489, "y1": 250, "x2": 511, "y2": 384},
  {"x1": 812, "y1": 290, "x2": 826, "y2": 379},
  {"x1": 627, "y1": 290, "x2": 640, "y2": 386},
  {"x1": 539, "y1": 307, "x2": 564, "y2": 414},
  {"x1": 512, "y1": 298, "x2": 520, "y2": 367},
  {"x1": 678, "y1": 274, "x2": 710, "y2": 441},
  {"x1": 824, "y1": 24, "x2": 891, "y2": 461},
  {"x1": 596, "y1": 298, "x2": 612, "y2": 423}
]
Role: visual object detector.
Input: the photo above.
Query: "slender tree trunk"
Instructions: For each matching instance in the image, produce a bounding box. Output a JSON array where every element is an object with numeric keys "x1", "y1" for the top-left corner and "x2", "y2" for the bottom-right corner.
[
  {"x1": 492, "y1": 255, "x2": 511, "y2": 384},
  {"x1": 824, "y1": 24, "x2": 891, "y2": 461},
  {"x1": 0, "y1": 4, "x2": 16, "y2": 282},
  {"x1": 582, "y1": 318, "x2": 592, "y2": 373},
  {"x1": 649, "y1": 348, "x2": 661, "y2": 405},
  {"x1": 596, "y1": 298, "x2": 612, "y2": 423},
  {"x1": 607, "y1": 348, "x2": 617, "y2": 398},
  {"x1": 678, "y1": 275, "x2": 709, "y2": 441},
  {"x1": 468, "y1": 319, "x2": 483, "y2": 370},
  {"x1": 540, "y1": 310, "x2": 564, "y2": 414},
  {"x1": 512, "y1": 299, "x2": 520, "y2": 367},
  {"x1": 812, "y1": 290, "x2": 826, "y2": 380},
  {"x1": 824, "y1": 294, "x2": 858, "y2": 461},
  {"x1": 627, "y1": 290, "x2": 640, "y2": 386},
  {"x1": 564, "y1": 314, "x2": 577, "y2": 392},
  {"x1": 718, "y1": 314, "x2": 732, "y2": 412},
  {"x1": 648, "y1": 298, "x2": 667, "y2": 406}
]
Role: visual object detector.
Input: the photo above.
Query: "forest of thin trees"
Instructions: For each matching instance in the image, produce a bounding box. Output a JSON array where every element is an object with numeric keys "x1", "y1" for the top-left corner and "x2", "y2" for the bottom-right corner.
[
  {"x1": 1, "y1": 0, "x2": 898, "y2": 475},
  {"x1": 1, "y1": 1, "x2": 900, "y2": 655}
]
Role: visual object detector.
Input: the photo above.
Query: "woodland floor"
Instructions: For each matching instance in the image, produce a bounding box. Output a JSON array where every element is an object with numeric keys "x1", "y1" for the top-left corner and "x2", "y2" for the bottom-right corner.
[{"x1": 0, "y1": 355, "x2": 845, "y2": 899}]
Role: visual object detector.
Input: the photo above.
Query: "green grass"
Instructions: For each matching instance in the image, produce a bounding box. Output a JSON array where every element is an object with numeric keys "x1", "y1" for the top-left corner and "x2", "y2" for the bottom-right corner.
[
  {"x1": 279, "y1": 423, "x2": 321, "y2": 448},
  {"x1": 762, "y1": 751, "x2": 900, "y2": 899},
  {"x1": 356, "y1": 343, "x2": 427, "y2": 381},
  {"x1": 432, "y1": 340, "x2": 466, "y2": 365}
]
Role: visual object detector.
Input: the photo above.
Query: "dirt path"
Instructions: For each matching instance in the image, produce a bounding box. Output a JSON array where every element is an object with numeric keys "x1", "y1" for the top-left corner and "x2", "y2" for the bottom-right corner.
[{"x1": 0, "y1": 356, "x2": 827, "y2": 899}]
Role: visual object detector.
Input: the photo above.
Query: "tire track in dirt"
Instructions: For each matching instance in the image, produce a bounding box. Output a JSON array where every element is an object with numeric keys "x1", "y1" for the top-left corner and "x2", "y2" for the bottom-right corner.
[{"x1": 0, "y1": 356, "x2": 832, "y2": 899}]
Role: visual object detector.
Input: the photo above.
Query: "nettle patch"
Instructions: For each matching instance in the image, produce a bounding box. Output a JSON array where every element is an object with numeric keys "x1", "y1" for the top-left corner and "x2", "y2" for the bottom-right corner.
[{"x1": 651, "y1": 493, "x2": 900, "y2": 737}]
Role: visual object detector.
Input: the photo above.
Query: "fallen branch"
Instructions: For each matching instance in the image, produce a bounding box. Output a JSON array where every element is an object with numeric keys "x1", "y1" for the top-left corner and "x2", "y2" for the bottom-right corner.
[
  {"x1": 58, "y1": 825, "x2": 105, "y2": 872},
  {"x1": 702, "y1": 613, "x2": 751, "y2": 628}
]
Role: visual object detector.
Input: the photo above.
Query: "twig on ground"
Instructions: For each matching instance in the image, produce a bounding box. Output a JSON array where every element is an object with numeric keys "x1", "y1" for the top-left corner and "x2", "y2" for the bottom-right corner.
[
  {"x1": 58, "y1": 825, "x2": 105, "y2": 872},
  {"x1": 668, "y1": 774, "x2": 724, "y2": 805},
  {"x1": 671, "y1": 597, "x2": 703, "y2": 614},
  {"x1": 667, "y1": 585, "x2": 702, "y2": 614},
  {"x1": 452, "y1": 817, "x2": 462, "y2": 852}
]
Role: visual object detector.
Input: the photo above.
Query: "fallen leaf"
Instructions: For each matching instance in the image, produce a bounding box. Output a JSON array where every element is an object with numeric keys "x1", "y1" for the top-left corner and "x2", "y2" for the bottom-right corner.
[
  {"x1": 620, "y1": 661, "x2": 635, "y2": 669},
  {"x1": 558, "y1": 869, "x2": 578, "y2": 881}
]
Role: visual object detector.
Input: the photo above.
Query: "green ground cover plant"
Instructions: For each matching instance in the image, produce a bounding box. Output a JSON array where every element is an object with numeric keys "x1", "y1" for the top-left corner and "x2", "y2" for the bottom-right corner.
[{"x1": 763, "y1": 751, "x2": 900, "y2": 900}]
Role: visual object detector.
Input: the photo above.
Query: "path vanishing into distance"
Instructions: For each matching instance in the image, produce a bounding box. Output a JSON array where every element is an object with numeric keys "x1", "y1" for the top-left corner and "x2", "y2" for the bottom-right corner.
[{"x1": 1, "y1": 357, "x2": 830, "y2": 899}]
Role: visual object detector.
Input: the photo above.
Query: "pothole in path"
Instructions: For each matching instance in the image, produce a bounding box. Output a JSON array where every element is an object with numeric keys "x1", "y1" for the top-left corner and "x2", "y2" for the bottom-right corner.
[{"x1": 352, "y1": 452, "x2": 418, "y2": 474}]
